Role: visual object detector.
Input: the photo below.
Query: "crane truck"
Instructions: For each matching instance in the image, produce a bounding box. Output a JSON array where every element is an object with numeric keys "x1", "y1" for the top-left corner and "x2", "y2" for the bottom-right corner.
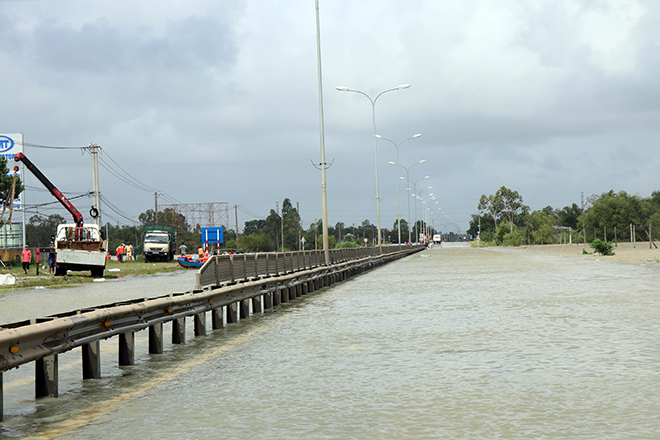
[{"x1": 15, "y1": 153, "x2": 108, "y2": 277}]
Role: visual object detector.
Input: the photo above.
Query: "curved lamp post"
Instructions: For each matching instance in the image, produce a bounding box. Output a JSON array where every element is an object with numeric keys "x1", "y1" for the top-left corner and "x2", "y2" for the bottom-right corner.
[
  {"x1": 390, "y1": 160, "x2": 425, "y2": 243},
  {"x1": 336, "y1": 84, "x2": 410, "y2": 247},
  {"x1": 376, "y1": 133, "x2": 421, "y2": 247}
]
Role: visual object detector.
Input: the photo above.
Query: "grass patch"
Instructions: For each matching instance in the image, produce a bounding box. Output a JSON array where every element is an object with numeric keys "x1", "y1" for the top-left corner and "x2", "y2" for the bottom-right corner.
[{"x1": 0, "y1": 257, "x2": 186, "y2": 291}]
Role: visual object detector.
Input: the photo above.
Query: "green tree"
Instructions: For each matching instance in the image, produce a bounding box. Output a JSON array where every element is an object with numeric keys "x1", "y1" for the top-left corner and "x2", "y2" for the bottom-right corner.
[
  {"x1": 26, "y1": 214, "x2": 66, "y2": 247},
  {"x1": 0, "y1": 157, "x2": 24, "y2": 212},
  {"x1": 582, "y1": 190, "x2": 645, "y2": 241},
  {"x1": 139, "y1": 208, "x2": 189, "y2": 233},
  {"x1": 529, "y1": 210, "x2": 555, "y2": 244},
  {"x1": 555, "y1": 203, "x2": 582, "y2": 230},
  {"x1": 244, "y1": 219, "x2": 266, "y2": 235}
]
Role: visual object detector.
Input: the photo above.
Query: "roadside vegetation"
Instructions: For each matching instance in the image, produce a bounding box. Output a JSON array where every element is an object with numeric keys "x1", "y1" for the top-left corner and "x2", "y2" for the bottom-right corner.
[{"x1": 469, "y1": 186, "x2": 660, "y2": 247}]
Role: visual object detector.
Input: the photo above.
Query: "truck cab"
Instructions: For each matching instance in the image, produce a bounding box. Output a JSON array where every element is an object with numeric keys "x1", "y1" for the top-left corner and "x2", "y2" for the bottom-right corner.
[{"x1": 143, "y1": 230, "x2": 174, "y2": 262}]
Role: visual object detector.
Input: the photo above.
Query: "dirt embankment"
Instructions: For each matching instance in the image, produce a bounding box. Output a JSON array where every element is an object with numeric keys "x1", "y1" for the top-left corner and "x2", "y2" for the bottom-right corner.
[{"x1": 517, "y1": 241, "x2": 660, "y2": 266}]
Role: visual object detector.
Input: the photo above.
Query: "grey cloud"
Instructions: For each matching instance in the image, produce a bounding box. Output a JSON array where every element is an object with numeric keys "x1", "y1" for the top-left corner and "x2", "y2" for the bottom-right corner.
[{"x1": 31, "y1": 16, "x2": 238, "y2": 75}]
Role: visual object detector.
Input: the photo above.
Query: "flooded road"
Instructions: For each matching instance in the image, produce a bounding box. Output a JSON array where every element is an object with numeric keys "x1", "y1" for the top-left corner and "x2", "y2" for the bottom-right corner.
[{"x1": 1, "y1": 246, "x2": 659, "y2": 439}]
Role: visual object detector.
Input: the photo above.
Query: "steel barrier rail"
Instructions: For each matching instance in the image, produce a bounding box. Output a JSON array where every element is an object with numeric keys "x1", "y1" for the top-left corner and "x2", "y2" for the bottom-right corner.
[
  {"x1": 0, "y1": 244, "x2": 424, "y2": 421},
  {"x1": 195, "y1": 245, "x2": 418, "y2": 290}
]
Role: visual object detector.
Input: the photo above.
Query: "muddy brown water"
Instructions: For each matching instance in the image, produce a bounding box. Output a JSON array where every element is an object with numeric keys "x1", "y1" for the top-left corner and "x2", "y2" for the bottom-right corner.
[{"x1": 1, "y1": 246, "x2": 658, "y2": 439}]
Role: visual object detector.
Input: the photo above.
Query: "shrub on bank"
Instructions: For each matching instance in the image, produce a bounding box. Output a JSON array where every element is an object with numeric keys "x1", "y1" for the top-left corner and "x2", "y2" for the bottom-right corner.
[{"x1": 590, "y1": 238, "x2": 615, "y2": 256}]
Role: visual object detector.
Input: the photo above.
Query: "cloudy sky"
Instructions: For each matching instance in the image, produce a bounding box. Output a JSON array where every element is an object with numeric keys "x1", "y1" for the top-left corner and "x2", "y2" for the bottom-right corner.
[{"x1": 1, "y1": 0, "x2": 659, "y2": 236}]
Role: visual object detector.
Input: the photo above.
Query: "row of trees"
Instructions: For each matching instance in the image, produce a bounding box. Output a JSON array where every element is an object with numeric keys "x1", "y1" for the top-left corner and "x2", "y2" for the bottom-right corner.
[
  {"x1": 229, "y1": 198, "x2": 437, "y2": 252},
  {"x1": 469, "y1": 186, "x2": 660, "y2": 246},
  {"x1": 25, "y1": 198, "x2": 440, "y2": 254}
]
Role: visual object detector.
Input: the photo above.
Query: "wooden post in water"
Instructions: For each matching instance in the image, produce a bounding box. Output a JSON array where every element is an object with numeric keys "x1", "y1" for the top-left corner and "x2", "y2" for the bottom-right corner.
[
  {"x1": 226, "y1": 302, "x2": 238, "y2": 324},
  {"x1": 119, "y1": 332, "x2": 135, "y2": 366},
  {"x1": 172, "y1": 318, "x2": 186, "y2": 344},
  {"x1": 212, "y1": 307, "x2": 223, "y2": 329},
  {"x1": 149, "y1": 323, "x2": 164, "y2": 354},
  {"x1": 194, "y1": 312, "x2": 206, "y2": 336},
  {"x1": 82, "y1": 341, "x2": 101, "y2": 379},
  {"x1": 252, "y1": 295, "x2": 262, "y2": 314},
  {"x1": 240, "y1": 300, "x2": 249, "y2": 319},
  {"x1": 35, "y1": 355, "x2": 58, "y2": 398}
]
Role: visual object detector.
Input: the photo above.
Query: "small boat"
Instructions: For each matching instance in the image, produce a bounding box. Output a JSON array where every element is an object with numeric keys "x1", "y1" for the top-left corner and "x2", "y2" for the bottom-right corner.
[{"x1": 177, "y1": 255, "x2": 210, "y2": 268}]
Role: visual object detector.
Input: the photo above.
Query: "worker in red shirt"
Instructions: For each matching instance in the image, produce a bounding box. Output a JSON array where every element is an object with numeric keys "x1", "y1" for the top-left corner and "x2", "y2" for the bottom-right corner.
[{"x1": 21, "y1": 245, "x2": 32, "y2": 275}]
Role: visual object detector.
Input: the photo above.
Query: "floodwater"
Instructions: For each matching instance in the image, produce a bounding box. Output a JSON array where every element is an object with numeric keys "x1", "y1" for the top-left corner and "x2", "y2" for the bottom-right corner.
[{"x1": 1, "y1": 245, "x2": 659, "y2": 439}]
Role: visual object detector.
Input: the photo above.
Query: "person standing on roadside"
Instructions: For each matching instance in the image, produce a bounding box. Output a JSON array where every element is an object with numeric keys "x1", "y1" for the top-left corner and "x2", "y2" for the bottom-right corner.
[
  {"x1": 48, "y1": 247, "x2": 56, "y2": 275},
  {"x1": 21, "y1": 245, "x2": 32, "y2": 275},
  {"x1": 179, "y1": 242, "x2": 187, "y2": 255}
]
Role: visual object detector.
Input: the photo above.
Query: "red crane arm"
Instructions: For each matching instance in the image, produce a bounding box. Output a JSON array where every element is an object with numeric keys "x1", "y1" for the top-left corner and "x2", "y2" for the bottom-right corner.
[{"x1": 14, "y1": 152, "x2": 84, "y2": 227}]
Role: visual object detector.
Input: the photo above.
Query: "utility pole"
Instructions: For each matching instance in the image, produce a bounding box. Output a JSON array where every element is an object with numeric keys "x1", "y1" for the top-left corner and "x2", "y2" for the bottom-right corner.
[
  {"x1": 89, "y1": 144, "x2": 101, "y2": 227},
  {"x1": 234, "y1": 204, "x2": 239, "y2": 251},
  {"x1": 81, "y1": 143, "x2": 102, "y2": 227},
  {"x1": 154, "y1": 192, "x2": 164, "y2": 223}
]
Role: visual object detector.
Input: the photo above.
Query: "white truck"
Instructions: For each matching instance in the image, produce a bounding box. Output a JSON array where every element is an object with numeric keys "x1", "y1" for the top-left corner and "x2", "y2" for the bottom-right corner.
[
  {"x1": 143, "y1": 225, "x2": 177, "y2": 262},
  {"x1": 15, "y1": 153, "x2": 108, "y2": 277},
  {"x1": 54, "y1": 223, "x2": 107, "y2": 277}
]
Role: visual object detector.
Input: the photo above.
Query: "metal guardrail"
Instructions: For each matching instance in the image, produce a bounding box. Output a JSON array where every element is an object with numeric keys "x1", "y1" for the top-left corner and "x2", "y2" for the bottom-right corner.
[
  {"x1": 0, "y1": 244, "x2": 424, "y2": 421},
  {"x1": 195, "y1": 245, "x2": 413, "y2": 290}
]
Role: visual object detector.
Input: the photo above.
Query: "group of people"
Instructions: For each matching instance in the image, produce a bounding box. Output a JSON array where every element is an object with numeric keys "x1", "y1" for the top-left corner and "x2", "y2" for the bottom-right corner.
[
  {"x1": 20, "y1": 245, "x2": 56, "y2": 276},
  {"x1": 115, "y1": 242, "x2": 135, "y2": 262}
]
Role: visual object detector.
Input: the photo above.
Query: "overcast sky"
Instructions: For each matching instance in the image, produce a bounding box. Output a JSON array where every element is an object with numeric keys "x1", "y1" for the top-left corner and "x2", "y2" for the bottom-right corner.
[{"x1": 1, "y1": 0, "x2": 659, "y2": 236}]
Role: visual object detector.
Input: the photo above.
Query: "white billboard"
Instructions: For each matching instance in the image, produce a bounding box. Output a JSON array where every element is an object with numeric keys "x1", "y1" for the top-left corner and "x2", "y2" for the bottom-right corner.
[{"x1": 0, "y1": 133, "x2": 24, "y2": 210}]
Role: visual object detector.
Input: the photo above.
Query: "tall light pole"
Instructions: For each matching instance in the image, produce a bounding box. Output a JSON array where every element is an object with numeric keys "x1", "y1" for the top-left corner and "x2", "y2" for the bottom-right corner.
[
  {"x1": 336, "y1": 84, "x2": 410, "y2": 248},
  {"x1": 390, "y1": 159, "x2": 425, "y2": 243},
  {"x1": 376, "y1": 134, "x2": 421, "y2": 247},
  {"x1": 315, "y1": 0, "x2": 330, "y2": 264},
  {"x1": 417, "y1": 187, "x2": 433, "y2": 242},
  {"x1": 411, "y1": 178, "x2": 430, "y2": 243}
]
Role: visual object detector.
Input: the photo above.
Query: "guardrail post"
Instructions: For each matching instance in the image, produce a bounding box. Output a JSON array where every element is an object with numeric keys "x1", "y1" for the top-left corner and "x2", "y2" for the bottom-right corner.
[
  {"x1": 195, "y1": 272, "x2": 202, "y2": 291},
  {"x1": 172, "y1": 318, "x2": 186, "y2": 344},
  {"x1": 212, "y1": 307, "x2": 223, "y2": 329},
  {"x1": 82, "y1": 341, "x2": 101, "y2": 379},
  {"x1": 194, "y1": 312, "x2": 206, "y2": 336},
  {"x1": 264, "y1": 292, "x2": 272, "y2": 310},
  {"x1": 252, "y1": 295, "x2": 262, "y2": 313},
  {"x1": 1, "y1": 373, "x2": 4, "y2": 422},
  {"x1": 149, "y1": 323, "x2": 164, "y2": 354},
  {"x1": 229, "y1": 254, "x2": 235, "y2": 284},
  {"x1": 35, "y1": 354, "x2": 58, "y2": 398},
  {"x1": 240, "y1": 300, "x2": 249, "y2": 319},
  {"x1": 214, "y1": 256, "x2": 220, "y2": 287},
  {"x1": 273, "y1": 289, "x2": 280, "y2": 307},
  {"x1": 226, "y1": 302, "x2": 238, "y2": 324},
  {"x1": 119, "y1": 332, "x2": 135, "y2": 366},
  {"x1": 280, "y1": 286, "x2": 289, "y2": 303}
]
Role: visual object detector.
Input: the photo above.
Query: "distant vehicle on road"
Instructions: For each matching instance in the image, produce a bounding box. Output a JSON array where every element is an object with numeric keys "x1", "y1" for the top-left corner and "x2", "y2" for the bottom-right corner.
[{"x1": 433, "y1": 234, "x2": 442, "y2": 244}]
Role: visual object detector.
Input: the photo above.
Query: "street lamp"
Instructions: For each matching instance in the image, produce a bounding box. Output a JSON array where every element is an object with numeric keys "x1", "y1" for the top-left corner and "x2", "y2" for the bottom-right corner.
[
  {"x1": 376, "y1": 133, "x2": 421, "y2": 247},
  {"x1": 336, "y1": 84, "x2": 411, "y2": 248},
  {"x1": 417, "y1": 194, "x2": 435, "y2": 241},
  {"x1": 410, "y1": 178, "x2": 430, "y2": 242},
  {"x1": 390, "y1": 160, "x2": 425, "y2": 243}
]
